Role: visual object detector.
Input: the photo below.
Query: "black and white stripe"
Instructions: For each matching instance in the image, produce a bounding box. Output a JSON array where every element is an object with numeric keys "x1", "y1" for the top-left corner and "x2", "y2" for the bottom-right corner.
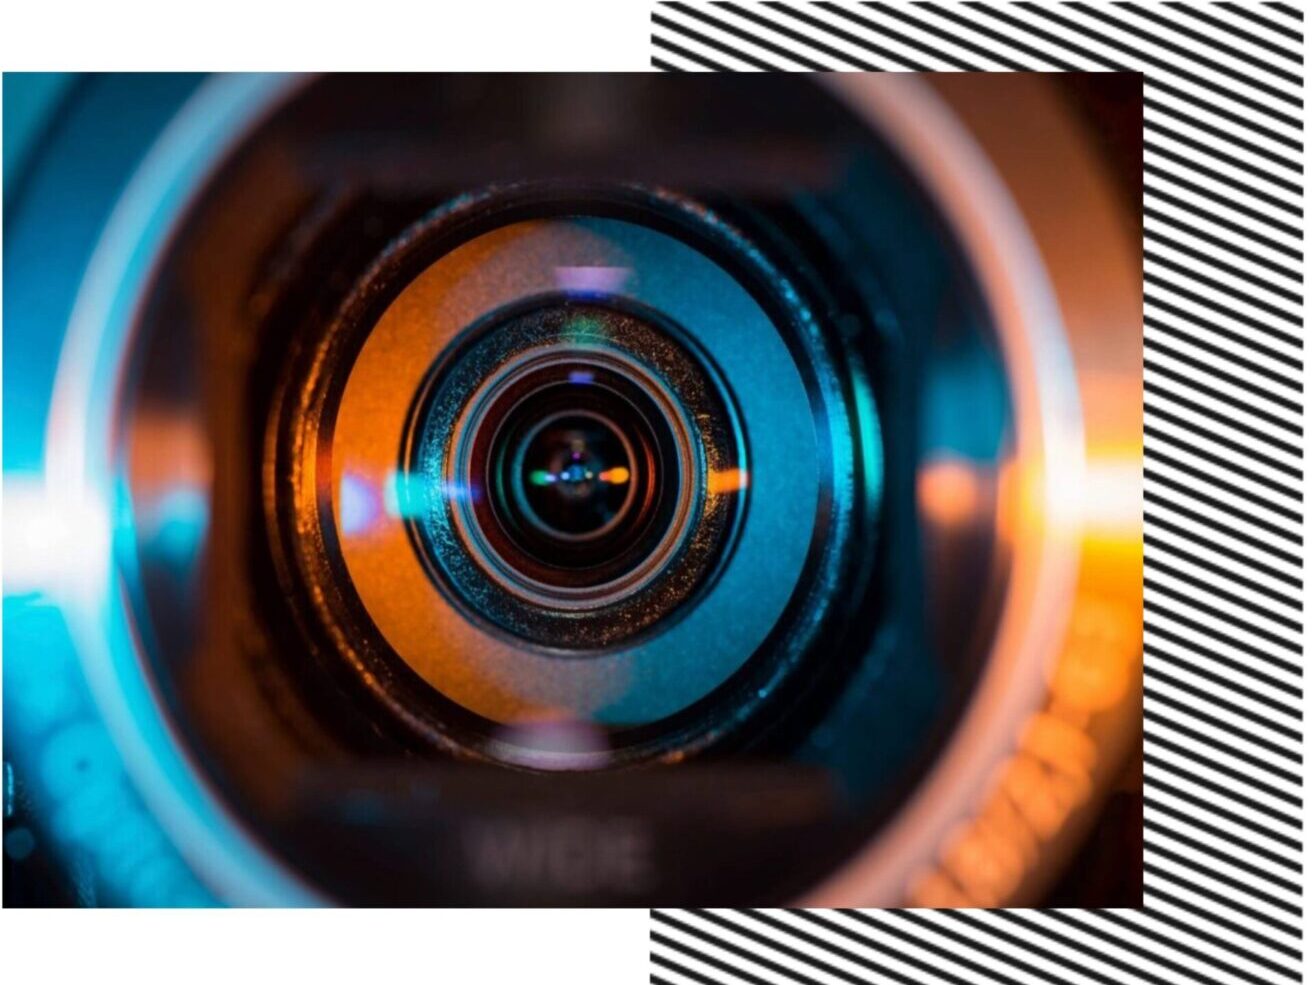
[{"x1": 650, "y1": 2, "x2": 1303, "y2": 983}]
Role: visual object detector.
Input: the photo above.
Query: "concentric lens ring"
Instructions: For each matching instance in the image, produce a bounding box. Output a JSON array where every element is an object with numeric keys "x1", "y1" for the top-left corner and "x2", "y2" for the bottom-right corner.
[
  {"x1": 310, "y1": 199, "x2": 832, "y2": 747},
  {"x1": 456, "y1": 353, "x2": 690, "y2": 598},
  {"x1": 408, "y1": 299, "x2": 735, "y2": 644},
  {"x1": 508, "y1": 408, "x2": 641, "y2": 545}
]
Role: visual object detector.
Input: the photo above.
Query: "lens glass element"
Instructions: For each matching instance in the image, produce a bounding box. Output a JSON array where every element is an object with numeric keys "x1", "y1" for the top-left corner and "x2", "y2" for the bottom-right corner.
[
  {"x1": 517, "y1": 412, "x2": 633, "y2": 538},
  {"x1": 402, "y1": 297, "x2": 743, "y2": 651},
  {"x1": 461, "y1": 351, "x2": 683, "y2": 594}
]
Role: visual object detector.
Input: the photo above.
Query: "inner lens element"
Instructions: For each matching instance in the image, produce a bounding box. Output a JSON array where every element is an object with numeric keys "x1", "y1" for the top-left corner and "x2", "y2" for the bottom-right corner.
[
  {"x1": 516, "y1": 412, "x2": 635, "y2": 540},
  {"x1": 404, "y1": 297, "x2": 743, "y2": 650},
  {"x1": 469, "y1": 361, "x2": 682, "y2": 590}
]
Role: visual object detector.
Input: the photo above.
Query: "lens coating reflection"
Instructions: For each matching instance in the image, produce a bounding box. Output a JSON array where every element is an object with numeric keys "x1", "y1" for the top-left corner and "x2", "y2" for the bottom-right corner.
[{"x1": 513, "y1": 410, "x2": 636, "y2": 541}]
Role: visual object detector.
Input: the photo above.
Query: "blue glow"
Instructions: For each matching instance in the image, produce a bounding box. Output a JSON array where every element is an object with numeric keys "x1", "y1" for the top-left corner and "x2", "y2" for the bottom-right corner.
[
  {"x1": 3, "y1": 73, "x2": 205, "y2": 474},
  {"x1": 144, "y1": 486, "x2": 209, "y2": 567},
  {"x1": 447, "y1": 480, "x2": 476, "y2": 503},
  {"x1": 338, "y1": 473, "x2": 379, "y2": 536},
  {"x1": 921, "y1": 343, "x2": 1009, "y2": 464},
  {"x1": 8, "y1": 74, "x2": 310, "y2": 906},
  {"x1": 2, "y1": 595, "x2": 215, "y2": 905},
  {"x1": 383, "y1": 468, "x2": 425, "y2": 520}
]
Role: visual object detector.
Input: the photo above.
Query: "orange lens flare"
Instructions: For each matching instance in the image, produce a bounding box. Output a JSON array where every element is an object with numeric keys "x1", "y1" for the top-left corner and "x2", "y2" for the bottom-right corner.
[
  {"x1": 707, "y1": 468, "x2": 749, "y2": 495},
  {"x1": 918, "y1": 457, "x2": 981, "y2": 527}
]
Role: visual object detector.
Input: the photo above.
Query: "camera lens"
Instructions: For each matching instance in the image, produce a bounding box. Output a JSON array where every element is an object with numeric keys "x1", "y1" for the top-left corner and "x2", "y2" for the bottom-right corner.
[
  {"x1": 514, "y1": 410, "x2": 636, "y2": 541},
  {"x1": 409, "y1": 297, "x2": 727, "y2": 639},
  {"x1": 490, "y1": 376, "x2": 673, "y2": 585},
  {"x1": 449, "y1": 334, "x2": 690, "y2": 598},
  {"x1": 24, "y1": 73, "x2": 1142, "y2": 908}
]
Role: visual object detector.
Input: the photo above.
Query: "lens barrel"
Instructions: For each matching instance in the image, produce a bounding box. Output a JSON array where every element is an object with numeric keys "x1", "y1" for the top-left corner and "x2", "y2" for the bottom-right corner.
[{"x1": 408, "y1": 299, "x2": 740, "y2": 647}]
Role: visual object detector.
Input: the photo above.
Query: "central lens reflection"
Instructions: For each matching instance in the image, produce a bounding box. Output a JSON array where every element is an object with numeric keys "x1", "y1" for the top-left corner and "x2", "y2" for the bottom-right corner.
[
  {"x1": 479, "y1": 371, "x2": 674, "y2": 581},
  {"x1": 516, "y1": 411, "x2": 636, "y2": 539}
]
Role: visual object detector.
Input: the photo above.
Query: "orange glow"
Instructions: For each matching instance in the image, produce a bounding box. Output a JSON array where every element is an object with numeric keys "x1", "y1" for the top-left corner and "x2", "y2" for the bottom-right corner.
[
  {"x1": 598, "y1": 466, "x2": 630, "y2": 484},
  {"x1": 1048, "y1": 595, "x2": 1139, "y2": 712},
  {"x1": 707, "y1": 468, "x2": 749, "y2": 495},
  {"x1": 918, "y1": 457, "x2": 980, "y2": 526}
]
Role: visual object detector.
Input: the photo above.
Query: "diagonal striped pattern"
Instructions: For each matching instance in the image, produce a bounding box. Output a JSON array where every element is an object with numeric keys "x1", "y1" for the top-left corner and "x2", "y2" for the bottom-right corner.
[{"x1": 650, "y1": 2, "x2": 1304, "y2": 983}]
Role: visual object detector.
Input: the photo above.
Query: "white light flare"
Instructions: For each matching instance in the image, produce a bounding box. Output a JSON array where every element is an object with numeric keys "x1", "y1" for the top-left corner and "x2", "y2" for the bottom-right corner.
[
  {"x1": 3, "y1": 473, "x2": 112, "y2": 601},
  {"x1": 553, "y1": 265, "x2": 632, "y2": 296}
]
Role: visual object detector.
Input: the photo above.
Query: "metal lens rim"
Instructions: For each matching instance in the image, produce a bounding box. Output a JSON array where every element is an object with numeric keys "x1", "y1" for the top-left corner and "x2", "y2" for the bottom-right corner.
[{"x1": 445, "y1": 342, "x2": 696, "y2": 606}]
